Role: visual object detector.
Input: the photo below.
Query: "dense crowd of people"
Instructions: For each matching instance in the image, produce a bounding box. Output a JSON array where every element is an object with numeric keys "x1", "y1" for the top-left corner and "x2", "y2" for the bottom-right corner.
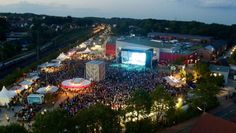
[{"x1": 58, "y1": 54, "x2": 188, "y2": 114}]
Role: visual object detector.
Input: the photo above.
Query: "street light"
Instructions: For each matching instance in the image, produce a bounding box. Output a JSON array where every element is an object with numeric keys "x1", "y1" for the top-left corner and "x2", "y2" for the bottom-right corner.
[{"x1": 175, "y1": 97, "x2": 183, "y2": 108}]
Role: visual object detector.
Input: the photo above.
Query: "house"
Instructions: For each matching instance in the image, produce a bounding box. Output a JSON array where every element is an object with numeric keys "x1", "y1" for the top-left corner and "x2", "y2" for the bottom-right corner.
[
  {"x1": 197, "y1": 48, "x2": 213, "y2": 61},
  {"x1": 209, "y1": 64, "x2": 230, "y2": 84},
  {"x1": 190, "y1": 113, "x2": 236, "y2": 133},
  {"x1": 205, "y1": 40, "x2": 227, "y2": 57}
]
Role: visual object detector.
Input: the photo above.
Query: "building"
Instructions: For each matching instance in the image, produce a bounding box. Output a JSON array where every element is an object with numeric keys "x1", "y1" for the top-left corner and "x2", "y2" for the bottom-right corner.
[
  {"x1": 197, "y1": 48, "x2": 213, "y2": 61},
  {"x1": 204, "y1": 40, "x2": 227, "y2": 58},
  {"x1": 147, "y1": 32, "x2": 213, "y2": 43},
  {"x1": 105, "y1": 37, "x2": 116, "y2": 57},
  {"x1": 86, "y1": 60, "x2": 105, "y2": 82},
  {"x1": 116, "y1": 36, "x2": 199, "y2": 66},
  {"x1": 6, "y1": 32, "x2": 28, "y2": 41},
  {"x1": 209, "y1": 65, "x2": 230, "y2": 84},
  {"x1": 190, "y1": 113, "x2": 236, "y2": 133}
]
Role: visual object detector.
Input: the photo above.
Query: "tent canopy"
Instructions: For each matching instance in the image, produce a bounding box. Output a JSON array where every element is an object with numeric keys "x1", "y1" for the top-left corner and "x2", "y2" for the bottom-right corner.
[
  {"x1": 79, "y1": 43, "x2": 87, "y2": 48},
  {"x1": 27, "y1": 76, "x2": 40, "y2": 82},
  {"x1": 19, "y1": 80, "x2": 33, "y2": 86},
  {"x1": 38, "y1": 62, "x2": 61, "y2": 68},
  {"x1": 57, "y1": 52, "x2": 70, "y2": 61},
  {"x1": 0, "y1": 86, "x2": 17, "y2": 106},
  {"x1": 79, "y1": 47, "x2": 91, "y2": 54},
  {"x1": 36, "y1": 86, "x2": 59, "y2": 94}
]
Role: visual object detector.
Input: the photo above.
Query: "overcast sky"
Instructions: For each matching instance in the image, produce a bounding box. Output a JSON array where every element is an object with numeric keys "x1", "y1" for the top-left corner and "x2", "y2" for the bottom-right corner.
[{"x1": 0, "y1": 0, "x2": 235, "y2": 25}]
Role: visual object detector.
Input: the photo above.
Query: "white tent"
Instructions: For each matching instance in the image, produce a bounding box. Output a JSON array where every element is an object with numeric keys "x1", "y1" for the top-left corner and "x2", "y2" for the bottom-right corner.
[
  {"x1": 91, "y1": 45, "x2": 102, "y2": 51},
  {"x1": 38, "y1": 62, "x2": 61, "y2": 69},
  {"x1": 19, "y1": 80, "x2": 33, "y2": 89},
  {"x1": 79, "y1": 47, "x2": 91, "y2": 54},
  {"x1": 28, "y1": 71, "x2": 39, "y2": 77},
  {"x1": 51, "y1": 59, "x2": 61, "y2": 63},
  {"x1": 67, "y1": 50, "x2": 76, "y2": 57},
  {"x1": 0, "y1": 86, "x2": 17, "y2": 106},
  {"x1": 57, "y1": 52, "x2": 70, "y2": 61},
  {"x1": 11, "y1": 86, "x2": 26, "y2": 94},
  {"x1": 79, "y1": 43, "x2": 87, "y2": 48},
  {"x1": 27, "y1": 76, "x2": 40, "y2": 82},
  {"x1": 36, "y1": 86, "x2": 59, "y2": 94}
]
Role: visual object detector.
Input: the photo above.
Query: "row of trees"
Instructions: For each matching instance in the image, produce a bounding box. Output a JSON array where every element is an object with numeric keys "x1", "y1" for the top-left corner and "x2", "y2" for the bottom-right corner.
[{"x1": 105, "y1": 18, "x2": 236, "y2": 45}]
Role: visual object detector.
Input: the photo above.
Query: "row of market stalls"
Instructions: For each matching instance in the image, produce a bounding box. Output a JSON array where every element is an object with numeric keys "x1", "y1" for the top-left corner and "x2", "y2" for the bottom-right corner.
[
  {"x1": 0, "y1": 39, "x2": 103, "y2": 106},
  {"x1": 0, "y1": 70, "x2": 60, "y2": 106}
]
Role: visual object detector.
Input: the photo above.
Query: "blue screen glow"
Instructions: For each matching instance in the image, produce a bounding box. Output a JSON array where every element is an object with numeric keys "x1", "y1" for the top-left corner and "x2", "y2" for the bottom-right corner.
[{"x1": 121, "y1": 51, "x2": 146, "y2": 66}]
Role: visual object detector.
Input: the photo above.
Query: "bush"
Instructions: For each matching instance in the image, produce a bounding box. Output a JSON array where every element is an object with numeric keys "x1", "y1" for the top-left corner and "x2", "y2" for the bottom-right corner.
[
  {"x1": 0, "y1": 123, "x2": 28, "y2": 133},
  {"x1": 125, "y1": 118, "x2": 154, "y2": 133}
]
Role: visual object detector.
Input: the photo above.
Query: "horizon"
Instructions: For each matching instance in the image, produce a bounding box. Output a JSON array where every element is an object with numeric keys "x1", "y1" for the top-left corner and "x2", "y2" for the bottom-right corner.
[
  {"x1": 0, "y1": 0, "x2": 235, "y2": 25},
  {"x1": 1, "y1": 11, "x2": 234, "y2": 27}
]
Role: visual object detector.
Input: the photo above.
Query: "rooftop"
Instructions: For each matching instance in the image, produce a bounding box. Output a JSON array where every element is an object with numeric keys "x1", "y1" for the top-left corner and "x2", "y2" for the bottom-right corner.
[
  {"x1": 190, "y1": 113, "x2": 236, "y2": 133},
  {"x1": 107, "y1": 36, "x2": 117, "y2": 44},
  {"x1": 117, "y1": 36, "x2": 201, "y2": 55},
  {"x1": 86, "y1": 60, "x2": 105, "y2": 65},
  {"x1": 209, "y1": 64, "x2": 230, "y2": 73},
  {"x1": 148, "y1": 32, "x2": 213, "y2": 40},
  {"x1": 117, "y1": 37, "x2": 174, "y2": 48}
]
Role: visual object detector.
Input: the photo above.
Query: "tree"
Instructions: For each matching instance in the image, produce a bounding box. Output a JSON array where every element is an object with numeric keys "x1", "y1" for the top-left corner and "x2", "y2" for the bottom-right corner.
[
  {"x1": 229, "y1": 50, "x2": 236, "y2": 64},
  {"x1": 150, "y1": 86, "x2": 175, "y2": 125},
  {"x1": 127, "y1": 89, "x2": 152, "y2": 122},
  {"x1": 0, "y1": 17, "x2": 9, "y2": 41},
  {"x1": 186, "y1": 72, "x2": 194, "y2": 84},
  {"x1": 32, "y1": 109, "x2": 76, "y2": 133},
  {"x1": 189, "y1": 82, "x2": 220, "y2": 111},
  {"x1": 208, "y1": 75, "x2": 224, "y2": 87},
  {"x1": 194, "y1": 62, "x2": 210, "y2": 80},
  {"x1": 75, "y1": 103, "x2": 121, "y2": 133},
  {"x1": 125, "y1": 118, "x2": 153, "y2": 133},
  {"x1": 0, "y1": 123, "x2": 28, "y2": 133}
]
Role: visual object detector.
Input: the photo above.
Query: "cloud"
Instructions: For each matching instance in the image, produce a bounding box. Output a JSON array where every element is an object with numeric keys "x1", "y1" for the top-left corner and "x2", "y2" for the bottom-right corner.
[
  {"x1": 0, "y1": 0, "x2": 235, "y2": 25},
  {"x1": 0, "y1": 1, "x2": 109, "y2": 17},
  {"x1": 198, "y1": 0, "x2": 236, "y2": 8}
]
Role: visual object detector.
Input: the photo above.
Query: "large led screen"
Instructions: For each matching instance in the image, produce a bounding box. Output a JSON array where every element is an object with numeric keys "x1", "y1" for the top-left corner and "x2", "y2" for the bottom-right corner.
[{"x1": 121, "y1": 51, "x2": 146, "y2": 66}]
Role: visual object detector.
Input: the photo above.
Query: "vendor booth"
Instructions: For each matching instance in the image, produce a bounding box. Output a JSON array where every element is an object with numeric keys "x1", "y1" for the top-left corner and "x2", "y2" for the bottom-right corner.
[{"x1": 27, "y1": 94, "x2": 44, "y2": 104}]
